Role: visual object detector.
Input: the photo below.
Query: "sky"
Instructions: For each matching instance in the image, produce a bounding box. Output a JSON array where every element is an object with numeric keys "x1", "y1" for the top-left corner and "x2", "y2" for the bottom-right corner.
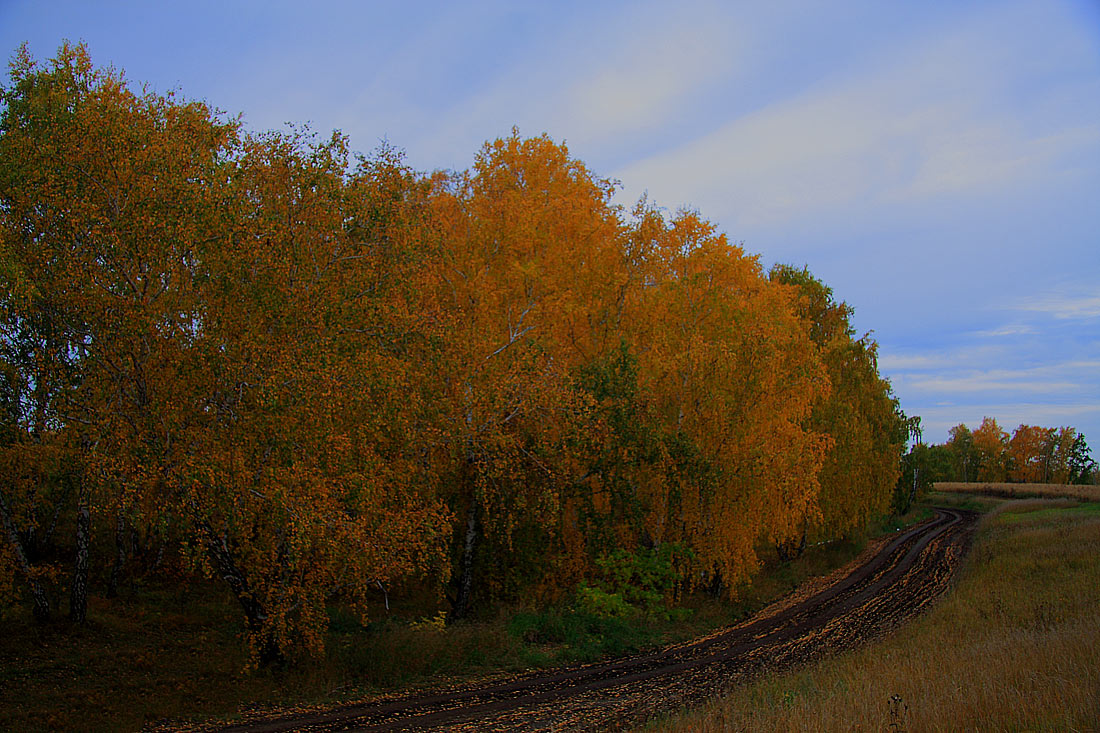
[{"x1": 2, "y1": 0, "x2": 1098, "y2": 450}]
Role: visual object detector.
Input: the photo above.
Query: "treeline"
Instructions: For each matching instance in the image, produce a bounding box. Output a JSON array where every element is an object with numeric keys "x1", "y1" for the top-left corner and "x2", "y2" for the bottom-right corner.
[
  {"x1": 904, "y1": 417, "x2": 1096, "y2": 487},
  {"x1": 0, "y1": 45, "x2": 909, "y2": 664}
]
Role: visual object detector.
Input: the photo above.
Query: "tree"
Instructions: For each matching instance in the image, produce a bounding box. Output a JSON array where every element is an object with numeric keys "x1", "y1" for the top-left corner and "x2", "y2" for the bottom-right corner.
[
  {"x1": 0, "y1": 44, "x2": 448, "y2": 661},
  {"x1": 1067, "y1": 433, "x2": 1097, "y2": 484},
  {"x1": 972, "y1": 417, "x2": 1009, "y2": 482},
  {"x1": 618, "y1": 212, "x2": 828, "y2": 588},
  {"x1": 946, "y1": 424, "x2": 975, "y2": 482},
  {"x1": 770, "y1": 265, "x2": 905, "y2": 541},
  {"x1": 0, "y1": 41, "x2": 232, "y2": 623},
  {"x1": 1007, "y1": 425, "x2": 1050, "y2": 483},
  {"x1": 418, "y1": 132, "x2": 623, "y2": 617}
]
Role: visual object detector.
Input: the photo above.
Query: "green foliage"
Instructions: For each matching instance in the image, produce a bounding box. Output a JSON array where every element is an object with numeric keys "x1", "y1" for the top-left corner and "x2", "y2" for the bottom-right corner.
[
  {"x1": 894, "y1": 443, "x2": 951, "y2": 513},
  {"x1": 1068, "y1": 434, "x2": 1097, "y2": 485},
  {"x1": 576, "y1": 585, "x2": 638, "y2": 619},
  {"x1": 580, "y1": 544, "x2": 693, "y2": 620},
  {"x1": 507, "y1": 605, "x2": 656, "y2": 663}
]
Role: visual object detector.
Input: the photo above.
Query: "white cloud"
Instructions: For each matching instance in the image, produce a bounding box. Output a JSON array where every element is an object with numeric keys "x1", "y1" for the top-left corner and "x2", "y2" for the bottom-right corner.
[
  {"x1": 975, "y1": 324, "x2": 1039, "y2": 337},
  {"x1": 1015, "y1": 292, "x2": 1100, "y2": 320}
]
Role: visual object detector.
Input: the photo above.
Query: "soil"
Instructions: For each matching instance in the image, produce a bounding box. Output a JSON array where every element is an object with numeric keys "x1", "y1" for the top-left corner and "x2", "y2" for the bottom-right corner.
[{"x1": 208, "y1": 508, "x2": 977, "y2": 732}]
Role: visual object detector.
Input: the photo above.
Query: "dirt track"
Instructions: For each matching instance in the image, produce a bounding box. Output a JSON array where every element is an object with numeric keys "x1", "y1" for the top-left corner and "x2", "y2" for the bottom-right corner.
[{"x1": 214, "y1": 508, "x2": 977, "y2": 733}]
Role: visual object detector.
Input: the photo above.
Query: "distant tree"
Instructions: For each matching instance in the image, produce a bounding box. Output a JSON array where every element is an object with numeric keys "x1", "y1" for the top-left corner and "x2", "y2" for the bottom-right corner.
[
  {"x1": 947, "y1": 424, "x2": 975, "y2": 482},
  {"x1": 972, "y1": 417, "x2": 1009, "y2": 482},
  {"x1": 1007, "y1": 425, "x2": 1051, "y2": 483},
  {"x1": 893, "y1": 415, "x2": 928, "y2": 514},
  {"x1": 1067, "y1": 433, "x2": 1097, "y2": 484}
]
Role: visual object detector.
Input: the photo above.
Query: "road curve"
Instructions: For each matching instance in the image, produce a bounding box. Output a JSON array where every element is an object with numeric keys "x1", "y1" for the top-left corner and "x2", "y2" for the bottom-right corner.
[{"x1": 213, "y1": 508, "x2": 977, "y2": 733}]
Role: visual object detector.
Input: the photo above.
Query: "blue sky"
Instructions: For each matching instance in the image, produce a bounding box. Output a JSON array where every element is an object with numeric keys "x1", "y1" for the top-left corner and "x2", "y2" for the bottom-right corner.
[{"x1": 3, "y1": 0, "x2": 1098, "y2": 450}]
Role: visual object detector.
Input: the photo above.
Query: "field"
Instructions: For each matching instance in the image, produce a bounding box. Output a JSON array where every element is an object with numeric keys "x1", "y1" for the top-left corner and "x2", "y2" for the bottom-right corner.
[
  {"x1": 935, "y1": 480, "x2": 1100, "y2": 502},
  {"x1": 650, "y1": 491, "x2": 1100, "y2": 731}
]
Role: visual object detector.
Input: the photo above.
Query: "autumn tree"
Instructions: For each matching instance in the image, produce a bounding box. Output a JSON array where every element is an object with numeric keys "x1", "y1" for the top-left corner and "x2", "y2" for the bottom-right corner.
[
  {"x1": 0, "y1": 44, "x2": 447, "y2": 660},
  {"x1": 769, "y1": 265, "x2": 905, "y2": 543},
  {"x1": 1007, "y1": 425, "x2": 1050, "y2": 483},
  {"x1": 181, "y1": 128, "x2": 449, "y2": 662},
  {"x1": 971, "y1": 417, "x2": 1009, "y2": 482},
  {"x1": 0, "y1": 41, "x2": 230, "y2": 623},
  {"x1": 416, "y1": 132, "x2": 623, "y2": 617},
  {"x1": 616, "y1": 209, "x2": 828, "y2": 591}
]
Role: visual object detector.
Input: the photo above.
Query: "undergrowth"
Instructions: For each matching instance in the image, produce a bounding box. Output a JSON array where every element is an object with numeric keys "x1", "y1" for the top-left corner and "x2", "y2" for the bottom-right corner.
[{"x1": 0, "y1": 509, "x2": 928, "y2": 732}]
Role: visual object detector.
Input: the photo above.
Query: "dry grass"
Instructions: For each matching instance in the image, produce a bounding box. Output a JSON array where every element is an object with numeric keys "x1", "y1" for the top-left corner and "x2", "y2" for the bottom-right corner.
[
  {"x1": 649, "y1": 501, "x2": 1100, "y2": 732},
  {"x1": 935, "y1": 481, "x2": 1100, "y2": 502}
]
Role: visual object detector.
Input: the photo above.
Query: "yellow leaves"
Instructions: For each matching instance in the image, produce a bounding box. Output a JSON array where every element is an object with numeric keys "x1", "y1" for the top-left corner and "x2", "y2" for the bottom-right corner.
[{"x1": 1, "y1": 44, "x2": 911, "y2": 655}]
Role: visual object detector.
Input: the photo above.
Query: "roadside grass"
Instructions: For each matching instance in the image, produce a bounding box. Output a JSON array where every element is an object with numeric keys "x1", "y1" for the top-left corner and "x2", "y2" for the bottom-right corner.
[
  {"x1": 924, "y1": 489, "x2": 1004, "y2": 514},
  {"x1": 0, "y1": 508, "x2": 930, "y2": 732},
  {"x1": 935, "y1": 480, "x2": 1100, "y2": 502},
  {"x1": 648, "y1": 498, "x2": 1100, "y2": 732}
]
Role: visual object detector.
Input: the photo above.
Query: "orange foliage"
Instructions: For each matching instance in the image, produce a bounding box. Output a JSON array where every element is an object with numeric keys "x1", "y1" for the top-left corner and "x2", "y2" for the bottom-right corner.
[{"x1": 1, "y1": 45, "x2": 912, "y2": 657}]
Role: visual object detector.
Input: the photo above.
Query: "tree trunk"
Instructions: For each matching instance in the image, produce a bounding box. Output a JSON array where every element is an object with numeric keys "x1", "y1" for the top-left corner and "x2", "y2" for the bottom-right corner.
[
  {"x1": 776, "y1": 530, "x2": 806, "y2": 562},
  {"x1": 907, "y1": 465, "x2": 919, "y2": 512},
  {"x1": 450, "y1": 500, "x2": 478, "y2": 622},
  {"x1": 69, "y1": 485, "x2": 90, "y2": 624},
  {"x1": 0, "y1": 486, "x2": 51, "y2": 623},
  {"x1": 200, "y1": 521, "x2": 284, "y2": 666},
  {"x1": 106, "y1": 509, "x2": 127, "y2": 599},
  {"x1": 708, "y1": 570, "x2": 724, "y2": 599}
]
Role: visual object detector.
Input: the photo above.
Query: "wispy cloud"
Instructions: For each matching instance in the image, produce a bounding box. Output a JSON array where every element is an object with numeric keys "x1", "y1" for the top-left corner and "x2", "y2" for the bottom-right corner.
[
  {"x1": 917, "y1": 402, "x2": 1100, "y2": 438},
  {"x1": 1014, "y1": 292, "x2": 1100, "y2": 320},
  {"x1": 878, "y1": 345, "x2": 1006, "y2": 373},
  {"x1": 975, "y1": 324, "x2": 1039, "y2": 337},
  {"x1": 905, "y1": 375, "x2": 1078, "y2": 394},
  {"x1": 561, "y1": 20, "x2": 737, "y2": 142}
]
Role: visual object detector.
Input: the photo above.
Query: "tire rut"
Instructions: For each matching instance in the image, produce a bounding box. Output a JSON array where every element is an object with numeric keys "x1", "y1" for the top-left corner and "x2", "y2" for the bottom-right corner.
[{"x1": 212, "y1": 508, "x2": 977, "y2": 733}]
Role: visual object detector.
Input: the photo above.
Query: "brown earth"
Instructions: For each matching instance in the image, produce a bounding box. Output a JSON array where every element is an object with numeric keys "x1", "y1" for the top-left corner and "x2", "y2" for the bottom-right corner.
[{"x1": 207, "y1": 508, "x2": 977, "y2": 733}]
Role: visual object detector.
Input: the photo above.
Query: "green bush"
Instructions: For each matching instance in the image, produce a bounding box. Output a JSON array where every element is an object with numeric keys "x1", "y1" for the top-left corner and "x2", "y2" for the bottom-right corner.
[{"x1": 584, "y1": 543, "x2": 693, "y2": 619}]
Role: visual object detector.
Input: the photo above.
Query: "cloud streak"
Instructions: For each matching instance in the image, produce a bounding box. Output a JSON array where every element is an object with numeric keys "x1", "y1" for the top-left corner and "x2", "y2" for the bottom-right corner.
[{"x1": 1014, "y1": 292, "x2": 1100, "y2": 320}]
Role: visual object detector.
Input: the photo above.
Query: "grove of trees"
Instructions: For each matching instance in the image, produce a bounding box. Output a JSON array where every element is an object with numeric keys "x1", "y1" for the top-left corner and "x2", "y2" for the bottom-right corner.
[
  {"x1": 942, "y1": 418, "x2": 1095, "y2": 485},
  {"x1": 1, "y1": 44, "x2": 911, "y2": 664},
  {"x1": 896, "y1": 417, "x2": 1097, "y2": 504}
]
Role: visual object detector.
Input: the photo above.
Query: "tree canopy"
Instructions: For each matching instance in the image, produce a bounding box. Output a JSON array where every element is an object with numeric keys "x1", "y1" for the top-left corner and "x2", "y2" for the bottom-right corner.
[{"x1": 1, "y1": 44, "x2": 912, "y2": 663}]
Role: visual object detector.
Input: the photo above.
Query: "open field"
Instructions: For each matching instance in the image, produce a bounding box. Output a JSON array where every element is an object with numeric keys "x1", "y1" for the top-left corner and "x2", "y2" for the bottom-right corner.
[
  {"x1": 649, "y1": 498, "x2": 1100, "y2": 732},
  {"x1": 935, "y1": 481, "x2": 1100, "y2": 502}
]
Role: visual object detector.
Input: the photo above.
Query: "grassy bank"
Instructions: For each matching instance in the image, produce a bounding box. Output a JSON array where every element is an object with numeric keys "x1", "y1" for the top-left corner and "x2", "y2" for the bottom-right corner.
[
  {"x1": 649, "y1": 497, "x2": 1100, "y2": 732},
  {"x1": 0, "y1": 509, "x2": 928, "y2": 732}
]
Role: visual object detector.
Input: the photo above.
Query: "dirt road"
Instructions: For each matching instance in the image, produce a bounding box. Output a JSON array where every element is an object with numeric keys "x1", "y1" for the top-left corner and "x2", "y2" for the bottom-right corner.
[{"x1": 215, "y1": 507, "x2": 976, "y2": 732}]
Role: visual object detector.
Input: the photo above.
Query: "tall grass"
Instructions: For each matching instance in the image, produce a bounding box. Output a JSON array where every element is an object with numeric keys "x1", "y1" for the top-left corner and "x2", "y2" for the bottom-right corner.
[
  {"x1": 649, "y1": 500, "x2": 1100, "y2": 732},
  {"x1": 935, "y1": 481, "x2": 1100, "y2": 502}
]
